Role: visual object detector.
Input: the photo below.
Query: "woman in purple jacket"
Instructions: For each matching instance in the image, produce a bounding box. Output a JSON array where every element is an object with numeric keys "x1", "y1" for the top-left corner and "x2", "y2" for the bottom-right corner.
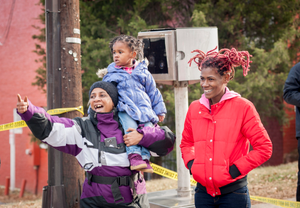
[{"x1": 16, "y1": 81, "x2": 175, "y2": 208}]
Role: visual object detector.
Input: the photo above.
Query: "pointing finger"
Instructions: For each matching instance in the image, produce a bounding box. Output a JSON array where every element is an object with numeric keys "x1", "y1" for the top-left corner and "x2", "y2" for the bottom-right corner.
[
  {"x1": 24, "y1": 96, "x2": 28, "y2": 103},
  {"x1": 17, "y1": 94, "x2": 22, "y2": 102}
]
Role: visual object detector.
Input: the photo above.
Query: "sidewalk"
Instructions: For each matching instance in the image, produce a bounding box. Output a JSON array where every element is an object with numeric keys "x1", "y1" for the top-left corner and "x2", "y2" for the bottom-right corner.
[
  {"x1": 148, "y1": 189, "x2": 194, "y2": 208},
  {"x1": 148, "y1": 189, "x2": 295, "y2": 208},
  {"x1": 252, "y1": 203, "x2": 281, "y2": 208}
]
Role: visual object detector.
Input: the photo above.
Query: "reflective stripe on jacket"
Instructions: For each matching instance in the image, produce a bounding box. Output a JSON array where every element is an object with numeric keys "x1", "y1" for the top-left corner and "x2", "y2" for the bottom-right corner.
[{"x1": 18, "y1": 100, "x2": 175, "y2": 207}]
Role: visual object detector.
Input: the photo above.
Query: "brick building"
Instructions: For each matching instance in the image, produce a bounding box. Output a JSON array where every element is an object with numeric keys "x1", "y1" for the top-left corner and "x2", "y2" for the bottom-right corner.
[
  {"x1": 0, "y1": 0, "x2": 298, "y2": 195},
  {"x1": 0, "y1": 0, "x2": 48, "y2": 195},
  {"x1": 282, "y1": 103, "x2": 298, "y2": 163}
]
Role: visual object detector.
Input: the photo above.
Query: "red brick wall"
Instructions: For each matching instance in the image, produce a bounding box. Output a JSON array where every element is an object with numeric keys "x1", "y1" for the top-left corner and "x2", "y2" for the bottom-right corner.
[
  {"x1": 283, "y1": 102, "x2": 297, "y2": 155},
  {"x1": 262, "y1": 102, "x2": 298, "y2": 166},
  {"x1": 264, "y1": 117, "x2": 284, "y2": 166},
  {"x1": 0, "y1": 0, "x2": 47, "y2": 195}
]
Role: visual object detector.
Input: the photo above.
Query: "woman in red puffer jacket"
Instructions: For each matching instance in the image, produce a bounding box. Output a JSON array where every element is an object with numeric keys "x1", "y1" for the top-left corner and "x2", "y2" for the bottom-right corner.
[{"x1": 180, "y1": 47, "x2": 272, "y2": 208}]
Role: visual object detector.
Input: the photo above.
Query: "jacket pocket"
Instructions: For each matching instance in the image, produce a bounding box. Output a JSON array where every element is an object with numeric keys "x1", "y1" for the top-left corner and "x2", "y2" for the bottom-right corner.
[{"x1": 213, "y1": 165, "x2": 233, "y2": 187}]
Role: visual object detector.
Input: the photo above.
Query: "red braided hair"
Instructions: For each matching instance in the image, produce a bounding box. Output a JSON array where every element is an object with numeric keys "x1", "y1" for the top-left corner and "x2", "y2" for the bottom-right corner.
[{"x1": 188, "y1": 46, "x2": 252, "y2": 78}]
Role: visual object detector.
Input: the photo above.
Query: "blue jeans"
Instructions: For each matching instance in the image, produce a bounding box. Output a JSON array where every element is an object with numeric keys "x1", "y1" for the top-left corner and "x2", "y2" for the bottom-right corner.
[
  {"x1": 194, "y1": 185, "x2": 251, "y2": 208},
  {"x1": 118, "y1": 111, "x2": 152, "y2": 161}
]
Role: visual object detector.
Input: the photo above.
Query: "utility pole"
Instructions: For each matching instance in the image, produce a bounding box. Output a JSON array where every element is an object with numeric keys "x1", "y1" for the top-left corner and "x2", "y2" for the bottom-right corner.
[
  {"x1": 44, "y1": 0, "x2": 84, "y2": 208},
  {"x1": 60, "y1": 1, "x2": 84, "y2": 207},
  {"x1": 174, "y1": 81, "x2": 192, "y2": 198}
]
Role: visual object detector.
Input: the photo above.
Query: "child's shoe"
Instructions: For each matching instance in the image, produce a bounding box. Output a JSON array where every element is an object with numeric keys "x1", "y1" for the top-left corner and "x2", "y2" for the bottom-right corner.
[
  {"x1": 128, "y1": 153, "x2": 147, "y2": 170},
  {"x1": 139, "y1": 160, "x2": 154, "y2": 173}
]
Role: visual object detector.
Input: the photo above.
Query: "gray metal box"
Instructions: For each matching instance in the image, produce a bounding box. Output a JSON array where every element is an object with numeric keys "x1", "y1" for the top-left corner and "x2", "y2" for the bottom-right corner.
[{"x1": 137, "y1": 27, "x2": 218, "y2": 84}]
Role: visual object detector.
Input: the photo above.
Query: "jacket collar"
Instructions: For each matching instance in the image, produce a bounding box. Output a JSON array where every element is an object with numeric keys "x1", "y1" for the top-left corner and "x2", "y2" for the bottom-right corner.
[
  {"x1": 107, "y1": 60, "x2": 148, "y2": 74},
  {"x1": 89, "y1": 108, "x2": 118, "y2": 126},
  {"x1": 199, "y1": 87, "x2": 241, "y2": 110}
]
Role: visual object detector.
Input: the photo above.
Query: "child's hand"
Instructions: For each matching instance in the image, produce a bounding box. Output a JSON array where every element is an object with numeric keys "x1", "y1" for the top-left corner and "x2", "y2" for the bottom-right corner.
[
  {"x1": 17, "y1": 94, "x2": 28, "y2": 114},
  {"x1": 158, "y1": 115, "x2": 165, "y2": 122}
]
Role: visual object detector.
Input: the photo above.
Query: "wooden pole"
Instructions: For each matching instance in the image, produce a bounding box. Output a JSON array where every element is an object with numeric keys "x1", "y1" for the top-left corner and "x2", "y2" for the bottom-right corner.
[
  {"x1": 45, "y1": 0, "x2": 84, "y2": 207},
  {"x1": 59, "y1": 1, "x2": 84, "y2": 208},
  {"x1": 45, "y1": 0, "x2": 65, "y2": 207}
]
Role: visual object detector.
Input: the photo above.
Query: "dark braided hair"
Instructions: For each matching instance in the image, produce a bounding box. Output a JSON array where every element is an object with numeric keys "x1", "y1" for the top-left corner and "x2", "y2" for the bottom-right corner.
[
  {"x1": 188, "y1": 46, "x2": 252, "y2": 80},
  {"x1": 109, "y1": 35, "x2": 144, "y2": 59}
]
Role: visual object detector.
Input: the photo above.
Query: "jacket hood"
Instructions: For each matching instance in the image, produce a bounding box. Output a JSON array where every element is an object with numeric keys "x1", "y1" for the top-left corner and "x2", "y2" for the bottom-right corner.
[{"x1": 199, "y1": 87, "x2": 241, "y2": 110}]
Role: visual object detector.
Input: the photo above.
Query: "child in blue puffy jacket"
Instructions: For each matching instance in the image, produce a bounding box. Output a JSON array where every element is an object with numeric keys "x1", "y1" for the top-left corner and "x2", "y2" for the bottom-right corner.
[{"x1": 97, "y1": 35, "x2": 167, "y2": 173}]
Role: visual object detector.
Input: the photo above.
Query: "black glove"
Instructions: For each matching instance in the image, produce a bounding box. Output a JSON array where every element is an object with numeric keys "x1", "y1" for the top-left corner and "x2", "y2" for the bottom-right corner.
[
  {"x1": 229, "y1": 164, "x2": 241, "y2": 179},
  {"x1": 187, "y1": 160, "x2": 194, "y2": 175}
]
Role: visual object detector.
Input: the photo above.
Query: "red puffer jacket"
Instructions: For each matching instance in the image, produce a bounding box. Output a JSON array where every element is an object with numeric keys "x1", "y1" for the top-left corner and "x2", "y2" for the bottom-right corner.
[{"x1": 180, "y1": 89, "x2": 272, "y2": 197}]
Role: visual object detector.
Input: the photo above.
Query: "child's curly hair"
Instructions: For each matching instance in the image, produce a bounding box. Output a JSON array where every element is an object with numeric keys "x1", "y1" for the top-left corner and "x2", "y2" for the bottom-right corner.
[
  {"x1": 188, "y1": 46, "x2": 252, "y2": 80},
  {"x1": 109, "y1": 35, "x2": 144, "y2": 59}
]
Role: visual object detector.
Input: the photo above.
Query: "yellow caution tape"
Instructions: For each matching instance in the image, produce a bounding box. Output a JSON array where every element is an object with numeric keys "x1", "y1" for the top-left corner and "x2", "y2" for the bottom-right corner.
[
  {"x1": 150, "y1": 163, "x2": 197, "y2": 186},
  {"x1": 2, "y1": 109, "x2": 299, "y2": 208},
  {"x1": 250, "y1": 196, "x2": 300, "y2": 208},
  {"x1": 0, "y1": 120, "x2": 28, "y2": 132},
  {"x1": 150, "y1": 163, "x2": 300, "y2": 208},
  {"x1": 46, "y1": 106, "x2": 84, "y2": 116},
  {"x1": 0, "y1": 106, "x2": 84, "y2": 132}
]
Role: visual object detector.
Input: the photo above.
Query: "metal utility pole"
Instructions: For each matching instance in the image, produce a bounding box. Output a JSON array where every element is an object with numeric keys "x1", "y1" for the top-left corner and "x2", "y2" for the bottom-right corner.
[
  {"x1": 174, "y1": 81, "x2": 192, "y2": 198},
  {"x1": 44, "y1": 0, "x2": 84, "y2": 208}
]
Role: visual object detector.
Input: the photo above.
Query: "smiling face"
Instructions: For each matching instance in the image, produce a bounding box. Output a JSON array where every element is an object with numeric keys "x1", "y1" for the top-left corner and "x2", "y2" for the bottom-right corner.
[
  {"x1": 89, "y1": 88, "x2": 114, "y2": 113},
  {"x1": 112, "y1": 41, "x2": 137, "y2": 67},
  {"x1": 200, "y1": 67, "x2": 230, "y2": 105}
]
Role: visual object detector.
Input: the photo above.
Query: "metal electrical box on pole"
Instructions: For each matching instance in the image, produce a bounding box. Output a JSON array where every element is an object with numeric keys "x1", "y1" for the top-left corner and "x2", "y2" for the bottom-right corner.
[
  {"x1": 44, "y1": 0, "x2": 83, "y2": 207},
  {"x1": 138, "y1": 27, "x2": 218, "y2": 200}
]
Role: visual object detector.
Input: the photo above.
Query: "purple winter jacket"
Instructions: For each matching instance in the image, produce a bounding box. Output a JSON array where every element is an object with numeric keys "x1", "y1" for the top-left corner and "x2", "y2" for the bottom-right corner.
[{"x1": 18, "y1": 100, "x2": 175, "y2": 208}]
